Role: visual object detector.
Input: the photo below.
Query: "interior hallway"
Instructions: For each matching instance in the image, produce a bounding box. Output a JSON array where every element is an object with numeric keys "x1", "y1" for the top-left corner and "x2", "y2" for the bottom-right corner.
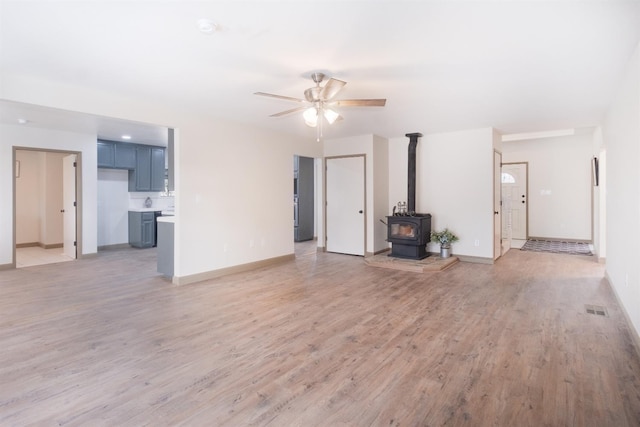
[{"x1": 0, "y1": 246, "x2": 638, "y2": 425}]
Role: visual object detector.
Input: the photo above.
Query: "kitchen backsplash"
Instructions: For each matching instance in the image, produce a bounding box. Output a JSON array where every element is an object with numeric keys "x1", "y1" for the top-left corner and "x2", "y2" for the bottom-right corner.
[{"x1": 129, "y1": 193, "x2": 174, "y2": 210}]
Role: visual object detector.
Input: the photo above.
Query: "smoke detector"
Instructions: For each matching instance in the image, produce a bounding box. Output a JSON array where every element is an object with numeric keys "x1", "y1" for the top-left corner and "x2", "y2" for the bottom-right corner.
[{"x1": 197, "y1": 19, "x2": 217, "y2": 34}]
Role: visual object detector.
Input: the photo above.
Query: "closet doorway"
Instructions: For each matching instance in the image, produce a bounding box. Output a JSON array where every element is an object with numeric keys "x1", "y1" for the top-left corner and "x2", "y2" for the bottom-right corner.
[{"x1": 14, "y1": 148, "x2": 80, "y2": 268}]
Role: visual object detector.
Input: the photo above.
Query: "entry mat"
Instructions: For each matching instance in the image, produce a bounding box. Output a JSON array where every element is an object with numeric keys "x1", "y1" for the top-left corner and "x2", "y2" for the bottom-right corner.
[{"x1": 520, "y1": 239, "x2": 593, "y2": 256}]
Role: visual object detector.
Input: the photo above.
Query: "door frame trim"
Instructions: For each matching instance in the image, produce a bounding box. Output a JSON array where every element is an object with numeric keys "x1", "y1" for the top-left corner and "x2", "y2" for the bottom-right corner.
[
  {"x1": 12, "y1": 147, "x2": 82, "y2": 268},
  {"x1": 493, "y1": 150, "x2": 502, "y2": 260}
]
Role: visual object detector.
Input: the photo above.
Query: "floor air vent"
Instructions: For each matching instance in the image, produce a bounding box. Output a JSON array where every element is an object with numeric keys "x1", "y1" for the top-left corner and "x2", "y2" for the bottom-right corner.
[{"x1": 585, "y1": 304, "x2": 608, "y2": 317}]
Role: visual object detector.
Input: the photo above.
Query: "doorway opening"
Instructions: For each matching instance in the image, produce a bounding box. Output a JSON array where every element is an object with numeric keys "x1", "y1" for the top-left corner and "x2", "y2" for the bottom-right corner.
[
  {"x1": 14, "y1": 148, "x2": 80, "y2": 268},
  {"x1": 501, "y1": 162, "x2": 528, "y2": 251},
  {"x1": 293, "y1": 155, "x2": 319, "y2": 258}
]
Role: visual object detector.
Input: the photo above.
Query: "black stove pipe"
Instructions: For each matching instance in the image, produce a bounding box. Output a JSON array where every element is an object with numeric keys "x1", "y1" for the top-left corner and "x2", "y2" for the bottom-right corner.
[{"x1": 405, "y1": 132, "x2": 422, "y2": 214}]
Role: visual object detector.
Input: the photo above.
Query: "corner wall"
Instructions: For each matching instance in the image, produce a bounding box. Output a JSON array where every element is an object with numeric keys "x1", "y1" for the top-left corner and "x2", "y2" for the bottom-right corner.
[
  {"x1": 0, "y1": 125, "x2": 98, "y2": 265},
  {"x1": 602, "y1": 41, "x2": 640, "y2": 341},
  {"x1": 389, "y1": 128, "x2": 496, "y2": 260},
  {"x1": 502, "y1": 130, "x2": 594, "y2": 241}
]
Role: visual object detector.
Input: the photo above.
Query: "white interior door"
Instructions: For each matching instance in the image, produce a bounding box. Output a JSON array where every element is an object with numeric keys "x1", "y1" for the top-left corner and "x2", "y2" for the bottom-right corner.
[
  {"x1": 502, "y1": 163, "x2": 527, "y2": 240},
  {"x1": 326, "y1": 156, "x2": 365, "y2": 256},
  {"x1": 63, "y1": 154, "x2": 77, "y2": 259}
]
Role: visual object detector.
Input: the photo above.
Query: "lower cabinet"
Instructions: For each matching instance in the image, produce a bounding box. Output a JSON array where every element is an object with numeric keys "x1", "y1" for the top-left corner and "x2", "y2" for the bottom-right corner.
[{"x1": 129, "y1": 211, "x2": 157, "y2": 248}]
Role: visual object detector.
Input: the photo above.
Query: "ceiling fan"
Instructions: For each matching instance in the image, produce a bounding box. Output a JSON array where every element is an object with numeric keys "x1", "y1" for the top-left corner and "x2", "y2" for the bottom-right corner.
[{"x1": 254, "y1": 72, "x2": 386, "y2": 140}]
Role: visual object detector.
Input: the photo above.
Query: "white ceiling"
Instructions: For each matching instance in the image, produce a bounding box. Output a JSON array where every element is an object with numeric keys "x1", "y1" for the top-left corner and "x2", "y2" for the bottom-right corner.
[{"x1": 1, "y1": 1, "x2": 639, "y2": 143}]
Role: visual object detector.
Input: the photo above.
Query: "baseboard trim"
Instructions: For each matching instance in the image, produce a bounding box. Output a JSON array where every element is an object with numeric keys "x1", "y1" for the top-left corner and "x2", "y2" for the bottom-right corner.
[
  {"x1": 98, "y1": 243, "x2": 130, "y2": 251},
  {"x1": 0, "y1": 262, "x2": 15, "y2": 271},
  {"x1": 16, "y1": 242, "x2": 39, "y2": 248},
  {"x1": 79, "y1": 252, "x2": 98, "y2": 259},
  {"x1": 605, "y1": 270, "x2": 640, "y2": 361},
  {"x1": 41, "y1": 243, "x2": 63, "y2": 249},
  {"x1": 173, "y1": 254, "x2": 295, "y2": 286},
  {"x1": 16, "y1": 242, "x2": 63, "y2": 249}
]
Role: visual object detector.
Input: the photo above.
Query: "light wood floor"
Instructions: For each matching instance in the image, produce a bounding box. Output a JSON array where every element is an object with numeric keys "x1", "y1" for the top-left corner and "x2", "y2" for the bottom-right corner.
[
  {"x1": 1, "y1": 246, "x2": 640, "y2": 426},
  {"x1": 16, "y1": 246, "x2": 73, "y2": 268}
]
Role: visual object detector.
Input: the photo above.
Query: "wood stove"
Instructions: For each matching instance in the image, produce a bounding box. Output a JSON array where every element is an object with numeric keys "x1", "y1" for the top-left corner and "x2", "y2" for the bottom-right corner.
[
  {"x1": 387, "y1": 213, "x2": 432, "y2": 259},
  {"x1": 387, "y1": 132, "x2": 432, "y2": 260}
]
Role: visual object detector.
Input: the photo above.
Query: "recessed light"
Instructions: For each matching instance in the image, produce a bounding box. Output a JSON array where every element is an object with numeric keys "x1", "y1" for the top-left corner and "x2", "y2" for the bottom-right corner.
[
  {"x1": 17, "y1": 118, "x2": 28, "y2": 125},
  {"x1": 197, "y1": 18, "x2": 217, "y2": 34},
  {"x1": 121, "y1": 135, "x2": 132, "y2": 140}
]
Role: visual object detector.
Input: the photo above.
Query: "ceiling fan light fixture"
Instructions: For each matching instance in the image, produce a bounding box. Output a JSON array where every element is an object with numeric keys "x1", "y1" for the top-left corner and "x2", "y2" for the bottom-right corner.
[
  {"x1": 255, "y1": 72, "x2": 387, "y2": 140},
  {"x1": 303, "y1": 107, "x2": 318, "y2": 127},
  {"x1": 323, "y1": 108, "x2": 339, "y2": 124}
]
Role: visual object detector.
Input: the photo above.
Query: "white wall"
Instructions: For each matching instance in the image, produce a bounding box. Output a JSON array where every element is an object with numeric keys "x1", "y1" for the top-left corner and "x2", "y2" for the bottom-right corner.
[
  {"x1": 97, "y1": 169, "x2": 129, "y2": 247},
  {"x1": 592, "y1": 127, "x2": 606, "y2": 260},
  {"x1": 389, "y1": 128, "x2": 496, "y2": 259},
  {"x1": 15, "y1": 150, "x2": 41, "y2": 245},
  {"x1": 1, "y1": 125, "x2": 98, "y2": 265},
  {"x1": 502, "y1": 131, "x2": 594, "y2": 241},
  {"x1": 602, "y1": 41, "x2": 640, "y2": 340},
  {"x1": 1, "y1": 75, "x2": 322, "y2": 279},
  {"x1": 372, "y1": 134, "x2": 390, "y2": 254}
]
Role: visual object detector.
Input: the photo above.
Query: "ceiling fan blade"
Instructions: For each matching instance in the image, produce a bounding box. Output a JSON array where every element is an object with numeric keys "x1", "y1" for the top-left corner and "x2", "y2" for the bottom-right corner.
[
  {"x1": 332, "y1": 99, "x2": 387, "y2": 107},
  {"x1": 320, "y1": 78, "x2": 346, "y2": 100},
  {"x1": 254, "y1": 92, "x2": 305, "y2": 103},
  {"x1": 269, "y1": 106, "x2": 307, "y2": 117}
]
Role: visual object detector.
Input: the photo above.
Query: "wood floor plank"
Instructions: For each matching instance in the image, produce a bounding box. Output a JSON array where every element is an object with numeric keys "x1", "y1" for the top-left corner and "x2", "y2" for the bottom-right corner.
[{"x1": 1, "y1": 246, "x2": 640, "y2": 426}]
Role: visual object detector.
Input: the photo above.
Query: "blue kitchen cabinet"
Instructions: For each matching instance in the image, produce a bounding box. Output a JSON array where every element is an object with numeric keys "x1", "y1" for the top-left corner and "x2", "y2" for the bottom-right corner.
[
  {"x1": 97, "y1": 140, "x2": 115, "y2": 167},
  {"x1": 128, "y1": 211, "x2": 157, "y2": 248},
  {"x1": 128, "y1": 145, "x2": 166, "y2": 192}
]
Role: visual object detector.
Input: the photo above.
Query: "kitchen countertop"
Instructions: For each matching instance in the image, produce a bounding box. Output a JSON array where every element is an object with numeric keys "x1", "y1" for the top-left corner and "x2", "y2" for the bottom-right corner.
[{"x1": 157, "y1": 216, "x2": 175, "y2": 224}]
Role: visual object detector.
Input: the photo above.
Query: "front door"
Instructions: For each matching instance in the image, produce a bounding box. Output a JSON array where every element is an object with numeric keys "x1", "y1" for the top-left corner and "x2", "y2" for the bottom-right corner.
[
  {"x1": 502, "y1": 163, "x2": 528, "y2": 240},
  {"x1": 326, "y1": 156, "x2": 365, "y2": 256},
  {"x1": 63, "y1": 154, "x2": 77, "y2": 259}
]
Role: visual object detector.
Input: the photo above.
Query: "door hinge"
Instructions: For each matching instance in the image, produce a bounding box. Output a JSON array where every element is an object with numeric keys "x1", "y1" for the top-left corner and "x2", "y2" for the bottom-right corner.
[
  {"x1": 73, "y1": 201, "x2": 77, "y2": 207},
  {"x1": 73, "y1": 241, "x2": 77, "y2": 247},
  {"x1": 73, "y1": 162, "x2": 77, "y2": 167}
]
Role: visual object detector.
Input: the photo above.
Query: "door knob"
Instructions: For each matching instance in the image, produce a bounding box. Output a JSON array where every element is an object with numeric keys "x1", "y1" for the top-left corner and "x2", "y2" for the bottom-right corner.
[
  {"x1": 60, "y1": 209, "x2": 65, "y2": 213},
  {"x1": 494, "y1": 211, "x2": 499, "y2": 215},
  {"x1": 521, "y1": 201, "x2": 525, "y2": 204},
  {"x1": 359, "y1": 210, "x2": 363, "y2": 214}
]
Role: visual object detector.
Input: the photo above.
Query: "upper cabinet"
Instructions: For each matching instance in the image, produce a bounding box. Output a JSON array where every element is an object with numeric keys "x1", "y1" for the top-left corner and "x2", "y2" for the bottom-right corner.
[
  {"x1": 129, "y1": 145, "x2": 165, "y2": 192},
  {"x1": 114, "y1": 143, "x2": 136, "y2": 169},
  {"x1": 97, "y1": 140, "x2": 115, "y2": 168},
  {"x1": 97, "y1": 139, "x2": 136, "y2": 169},
  {"x1": 98, "y1": 139, "x2": 166, "y2": 192}
]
